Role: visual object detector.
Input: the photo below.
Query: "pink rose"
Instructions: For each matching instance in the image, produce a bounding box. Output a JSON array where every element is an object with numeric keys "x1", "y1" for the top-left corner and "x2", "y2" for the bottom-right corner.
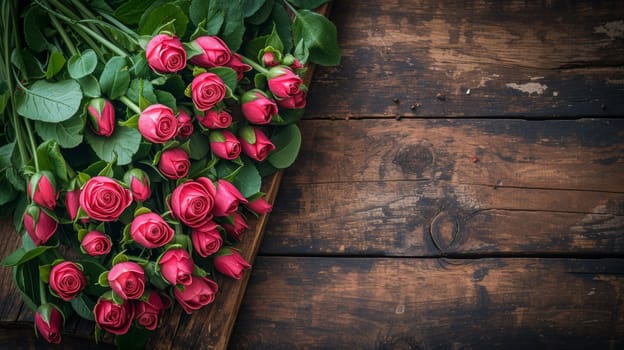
[
  {"x1": 145, "y1": 34, "x2": 186, "y2": 73},
  {"x1": 191, "y1": 222, "x2": 223, "y2": 257},
  {"x1": 108, "y1": 262, "x2": 146, "y2": 300},
  {"x1": 170, "y1": 177, "x2": 216, "y2": 228},
  {"x1": 81, "y1": 230, "x2": 112, "y2": 256},
  {"x1": 190, "y1": 36, "x2": 232, "y2": 67},
  {"x1": 212, "y1": 179, "x2": 247, "y2": 217},
  {"x1": 138, "y1": 104, "x2": 178, "y2": 143},
  {"x1": 158, "y1": 148, "x2": 190, "y2": 180},
  {"x1": 267, "y1": 66, "x2": 304, "y2": 98},
  {"x1": 223, "y1": 212, "x2": 249, "y2": 241},
  {"x1": 226, "y1": 53, "x2": 252, "y2": 80},
  {"x1": 27, "y1": 170, "x2": 59, "y2": 210},
  {"x1": 239, "y1": 126, "x2": 276, "y2": 162},
  {"x1": 176, "y1": 108, "x2": 194, "y2": 138},
  {"x1": 131, "y1": 212, "x2": 175, "y2": 248},
  {"x1": 49, "y1": 261, "x2": 86, "y2": 301},
  {"x1": 209, "y1": 130, "x2": 241, "y2": 160},
  {"x1": 158, "y1": 248, "x2": 194, "y2": 286},
  {"x1": 23, "y1": 204, "x2": 58, "y2": 246},
  {"x1": 64, "y1": 187, "x2": 81, "y2": 221},
  {"x1": 173, "y1": 275, "x2": 218, "y2": 314},
  {"x1": 246, "y1": 197, "x2": 272, "y2": 215},
  {"x1": 191, "y1": 72, "x2": 226, "y2": 111},
  {"x1": 214, "y1": 247, "x2": 250, "y2": 280},
  {"x1": 123, "y1": 168, "x2": 151, "y2": 202},
  {"x1": 87, "y1": 98, "x2": 116, "y2": 137},
  {"x1": 276, "y1": 90, "x2": 306, "y2": 109},
  {"x1": 94, "y1": 297, "x2": 135, "y2": 335},
  {"x1": 79, "y1": 176, "x2": 132, "y2": 222},
  {"x1": 262, "y1": 51, "x2": 280, "y2": 67},
  {"x1": 135, "y1": 291, "x2": 170, "y2": 331},
  {"x1": 35, "y1": 304, "x2": 63, "y2": 344},
  {"x1": 241, "y1": 90, "x2": 278, "y2": 125},
  {"x1": 196, "y1": 109, "x2": 232, "y2": 129}
]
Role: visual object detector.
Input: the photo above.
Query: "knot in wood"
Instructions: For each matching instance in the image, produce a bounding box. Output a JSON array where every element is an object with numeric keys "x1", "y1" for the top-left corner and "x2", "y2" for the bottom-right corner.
[
  {"x1": 429, "y1": 211, "x2": 460, "y2": 251},
  {"x1": 393, "y1": 144, "x2": 433, "y2": 175}
]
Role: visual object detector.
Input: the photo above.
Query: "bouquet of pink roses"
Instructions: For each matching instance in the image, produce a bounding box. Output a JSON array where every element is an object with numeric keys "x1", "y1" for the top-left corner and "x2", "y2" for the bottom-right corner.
[{"x1": 0, "y1": 0, "x2": 338, "y2": 347}]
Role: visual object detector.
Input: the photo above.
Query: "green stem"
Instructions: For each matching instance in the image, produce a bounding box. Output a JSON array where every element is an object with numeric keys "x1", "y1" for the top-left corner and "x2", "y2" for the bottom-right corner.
[
  {"x1": 119, "y1": 96, "x2": 141, "y2": 114},
  {"x1": 48, "y1": 0, "x2": 108, "y2": 40},
  {"x1": 75, "y1": 22, "x2": 129, "y2": 57},
  {"x1": 24, "y1": 119, "x2": 40, "y2": 172},
  {"x1": 39, "y1": 279, "x2": 48, "y2": 305},
  {"x1": 48, "y1": 12, "x2": 78, "y2": 56},
  {"x1": 241, "y1": 55, "x2": 269, "y2": 75},
  {"x1": 282, "y1": 0, "x2": 299, "y2": 16}
]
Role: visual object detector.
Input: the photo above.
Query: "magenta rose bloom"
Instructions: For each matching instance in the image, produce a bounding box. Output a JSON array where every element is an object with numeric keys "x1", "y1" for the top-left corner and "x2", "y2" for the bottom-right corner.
[
  {"x1": 176, "y1": 108, "x2": 194, "y2": 139},
  {"x1": 158, "y1": 248, "x2": 194, "y2": 286},
  {"x1": 277, "y1": 90, "x2": 306, "y2": 109},
  {"x1": 241, "y1": 89, "x2": 278, "y2": 125},
  {"x1": 23, "y1": 204, "x2": 58, "y2": 246},
  {"x1": 246, "y1": 197, "x2": 272, "y2": 215},
  {"x1": 214, "y1": 247, "x2": 251, "y2": 280},
  {"x1": 94, "y1": 297, "x2": 135, "y2": 335},
  {"x1": 191, "y1": 221, "x2": 223, "y2": 257},
  {"x1": 189, "y1": 36, "x2": 232, "y2": 67},
  {"x1": 226, "y1": 53, "x2": 252, "y2": 80},
  {"x1": 138, "y1": 104, "x2": 178, "y2": 143},
  {"x1": 123, "y1": 168, "x2": 151, "y2": 202},
  {"x1": 239, "y1": 126, "x2": 276, "y2": 162},
  {"x1": 145, "y1": 33, "x2": 186, "y2": 73},
  {"x1": 262, "y1": 51, "x2": 280, "y2": 67},
  {"x1": 27, "y1": 171, "x2": 59, "y2": 210},
  {"x1": 212, "y1": 179, "x2": 247, "y2": 217},
  {"x1": 49, "y1": 261, "x2": 86, "y2": 301},
  {"x1": 158, "y1": 148, "x2": 190, "y2": 180},
  {"x1": 81, "y1": 230, "x2": 112, "y2": 256},
  {"x1": 108, "y1": 262, "x2": 146, "y2": 300},
  {"x1": 35, "y1": 304, "x2": 63, "y2": 344},
  {"x1": 79, "y1": 176, "x2": 132, "y2": 222},
  {"x1": 131, "y1": 212, "x2": 175, "y2": 248},
  {"x1": 191, "y1": 72, "x2": 226, "y2": 111},
  {"x1": 223, "y1": 212, "x2": 249, "y2": 241},
  {"x1": 170, "y1": 177, "x2": 216, "y2": 228},
  {"x1": 173, "y1": 275, "x2": 218, "y2": 314},
  {"x1": 87, "y1": 98, "x2": 116, "y2": 137},
  {"x1": 267, "y1": 66, "x2": 304, "y2": 98},
  {"x1": 196, "y1": 109, "x2": 232, "y2": 129},
  {"x1": 209, "y1": 130, "x2": 241, "y2": 160},
  {"x1": 64, "y1": 186, "x2": 81, "y2": 221},
  {"x1": 135, "y1": 291, "x2": 170, "y2": 331}
]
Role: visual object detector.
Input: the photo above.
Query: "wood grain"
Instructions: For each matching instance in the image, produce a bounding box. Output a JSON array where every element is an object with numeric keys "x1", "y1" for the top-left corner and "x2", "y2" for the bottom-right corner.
[
  {"x1": 306, "y1": 0, "x2": 624, "y2": 118},
  {"x1": 231, "y1": 257, "x2": 624, "y2": 349}
]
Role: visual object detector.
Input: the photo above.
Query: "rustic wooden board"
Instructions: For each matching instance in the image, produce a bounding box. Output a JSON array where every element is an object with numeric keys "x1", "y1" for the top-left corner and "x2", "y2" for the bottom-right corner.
[
  {"x1": 306, "y1": 0, "x2": 624, "y2": 118},
  {"x1": 230, "y1": 257, "x2": 624, "y2": 349}
]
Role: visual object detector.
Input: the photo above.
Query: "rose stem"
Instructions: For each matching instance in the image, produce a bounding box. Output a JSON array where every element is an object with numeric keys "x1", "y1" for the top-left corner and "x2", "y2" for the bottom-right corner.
[
  {"x1": 119, "y1": 96, "x2": 142, "y2": 115},
  {"x1": 240, "y1": 55, "x2": 269, "y2": 75},
  {"x1": 39, "y1": 279, "x2": 48, "y2": 305}
]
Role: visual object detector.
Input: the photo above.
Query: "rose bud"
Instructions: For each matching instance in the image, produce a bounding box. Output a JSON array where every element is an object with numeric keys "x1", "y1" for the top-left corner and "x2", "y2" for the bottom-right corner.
[
  {"x1": 80, "y1": 230, "x2": 112, "y2": 256},
  {"x1": 212, "y1": 179, "x2": 247, "y2": 217},
  {"x1": 241, "y1": 89, "x2": 278, "y2": 125},
  {"x1": 196, "y1": 109, "x2": 232, "y2": 129},
  {"x1": 262, "y1": 51, "x2": 280, "y2": 67},
  {"x1": 214, "y1": 247, "x2": 250, "y2": 280},
  {"x1": 49, "y1": 261, "x2": 87, "y2": 301},
  {"x1": 226, "y1": 53, "x2": 252, "y2": 80},
  {"x1": 108, "y1": 262, "x2": 146, "y2": 300},
  {"x1": 191, "y1": 72, "x2": 226, "y2": 111},
  {"x1": 94, "y1": 295, "x2": 135, "y2": 335},
  {"x1": 158, "y1": 248, "x2": 194, "y2": 286},
  {"x1": 35, "y1": 304, "x2": 63, "y2": 344},
  {"x1": 64, "y1": 184, "x2": 81, "y2": 221},
  {"x1": 27, "y1": 170, "x2": 59, "y2": 210},
  {"x1": 169, "y1": 177, "x2": 216, "y2": 228},
  {"x1": 130, "y1": 212, "x2": 175, "y2": 249},
  {"x1": 223, "y1": 212, "x2": 249, "y2": 241},
  {"x1": 189, "y1": 36, "x2": 232, "y2": 67},
  {"x1": 176, "y1": 108, "x2": 194, "y2": 139},
  {"x1": 267, "y1": 66, "x2": 304, "y2": 99},
  {"x1": 145, "y1": 33, "x2": 186, "y2": 73},
  {"x1": 79, "y1": 176, "x2": 133, "y2": 222},
  {"x1": 246, "y1": 197, "x2": 272, "y2": 215},
  {"x1": 173, "y1": 275, "x2": 218, "y2": 314},
  {"x1": 191, "y1": 221, "x2": 223, "y2": 257},
  {"x1": 276, "y1": 90, "x2": 306, "y2": 109},
  {"x1": 23, "y1": 204, "x2": 58, "y2": 246},
  {"x1": 239, "y1": 126, "x2": 276, "y2": 162},
  {"x1": 209, "y1": 130, "x2": 241, "y2": 160},
  {"x1": 123, "y1": 168, "x2": 151, "y2": 202},
  {"x1": 138, "y1": 104, "x2": 178, "y2": 143},
  {"x1": 135, "y1": 291, "x2": 170, "y2": 331},
  {"x1": 87, "y1": 98, "x2": 116, "y2": 137},
  {"x1": 158, "y1": 148, "x2": 190, "y2": 180}
]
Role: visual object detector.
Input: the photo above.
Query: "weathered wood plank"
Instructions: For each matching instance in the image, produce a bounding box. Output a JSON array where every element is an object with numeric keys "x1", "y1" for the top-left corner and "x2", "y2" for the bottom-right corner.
[
  {"x1": 306, "y1": 0, "x2": 624, "y2": 118},
  {"x1": 0, "y1": 222, "x2": 26, "y2": 323},
  {"x1": 230, "y1": 257, "x2": 624, "y2": 349}
]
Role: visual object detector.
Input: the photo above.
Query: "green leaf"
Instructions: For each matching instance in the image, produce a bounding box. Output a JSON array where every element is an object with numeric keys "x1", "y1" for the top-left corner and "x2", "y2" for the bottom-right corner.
[
  {"x1": 242, "y1": 0, "x2": 266, "y2": 17},
  {"x1": 272, "y1": 107, "x2": 305, "y2": 125},
  {"x1": 115, "y1": 325, "x2": 150, "y2": 350},
  {"x1": 271, "y1": 3, "x2": 293, "y2": 53},
  {"x1": 13, "y1": 260, "x2": 40, "y2": 312},
  {"x1": 99, "y1": 56, "x2": 130, "y2": 99},
  {"x1": 268, "y1": 124, "x2": 301, "y2": 168},
  {"x1": 221, "y1": 3, "x2": 245, "y2": 51},
  {"x1": 46, "y1": 50, "x2": 66, "y2": 80},
  {"x1": 0, "y1": 80, "x2": 8, "y2": 114},
  {"x1": 208, "y1": 67, "x2": 238, "y2": 92},
  {"x1": 35, "y1": 115, "x2": 85, "y2": 149},
  {"x1": 246, "y1": 0, "x2": 275, "y2": 25},
  {"x1": 85, "y1": 126, "x2": 142, "y2": 166},
  {"x1": 292, "y1": 10, "x2": 340, "y2": 66},
  {"x1": 0, "y1": 178, "x2": 17, "y2": 205},
  {"x1": 12, "y1": 49, "x2": 45, "y2": 80},
  {"x1": 232, "y1": 159, "x2": 262, "y2": 197},
  {"x1": 266, "y1": 23, "x2": 284, "y2": 53},
  {"x1": 139, "y1": 3, "x2": 189, "y2": 36},
  {"x1": 1, "y1": 244, "x2": 56, "y2": 267},
  {"x1": 127, "y1": 79, "x2": 158, "y2": 108},
  {"x1": 287, "y1": 0, "x2": 331, "y2": 9},
  {"x1": 216, "y1": 160, "x2": 244, "y2": 182},
  {"x1": 35, "y1": 140, "x2": 70, "y2": 183},
  {"x1": 77, "y1": 75, "x2": 101, "y2": 98},
  {"x1": 71, "y1": 294, "x2": 95, "y2": 321},
  {"x1": 0, "y1": 142, "x2": 14, "y2": 172},
  {"x1": 154, "y1": 90, "x2": 177, "y2": 111},
  {"x1": 68, "y1": 49, "x2": 98, "y2": 79},
  {"x1": 188, "y1": 132, "x2": 211, "y2": 160},
  {"x1": 16, "y1": 80, "x2": 83, "y2": 122},
  {"x1": 23, "y1": 6, "x2": 51, "y2": 52},
  {"x1": 114, "y1": 0, "x2": 154, "y2": 25}
]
